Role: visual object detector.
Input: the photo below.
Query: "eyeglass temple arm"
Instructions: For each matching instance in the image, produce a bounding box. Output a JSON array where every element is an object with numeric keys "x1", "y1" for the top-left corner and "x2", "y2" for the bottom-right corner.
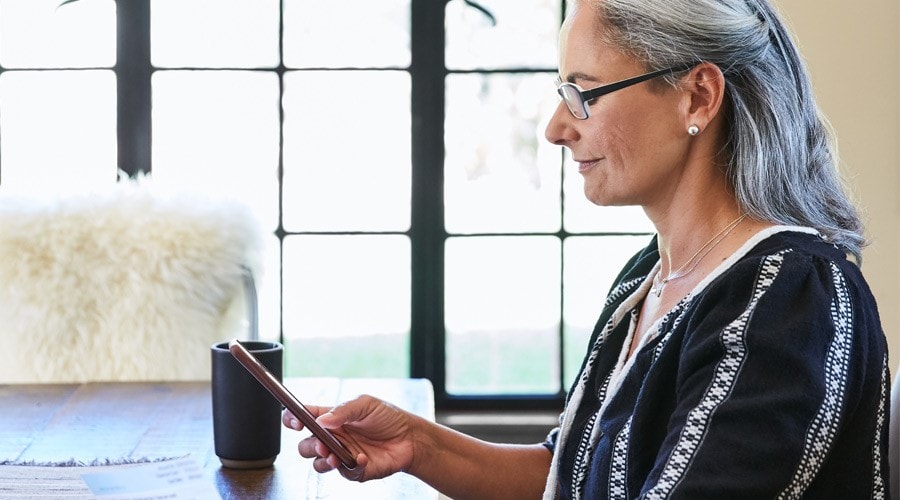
[{"x1": 581, "y1": 64, "x2": 695, "y2": 101}]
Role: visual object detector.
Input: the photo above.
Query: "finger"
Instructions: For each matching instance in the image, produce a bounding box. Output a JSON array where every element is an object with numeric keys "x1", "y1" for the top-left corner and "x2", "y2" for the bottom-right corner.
[
  {"x1": 301, "y1": 441, "x2": 368, "y2": 481},
  {"x1": 325, "y1": 453, "x2": 343, "y2": 470},
  {"x1": 316, "y1": 395, "x2": 381, "y2": 429},
  {"x1": 282, "y1": 410, "x2": 302, "y2": 430},
  {"x1": 297, "y1": 436, "x2": 321, "y2": 459},
  {"x1": 313, "y1": 452, "x2": 348, "y2": 474},
  {"x1": 338, "y1": 453, "x2": 368, "y2": 482},
  {"x1": 283, "y1": 404, "x2": 335, "y2": 430},
  {"x1": 312, "y1": 456, "x2": 336, "y2": 473},
  {"x1": 315, "y1": 441, "x2": 333, "y2": 460}
]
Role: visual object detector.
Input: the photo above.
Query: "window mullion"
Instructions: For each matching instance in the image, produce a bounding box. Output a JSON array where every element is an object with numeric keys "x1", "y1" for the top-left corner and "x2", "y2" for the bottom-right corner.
[
  {"x1": 409, "y1": 0, "x2": 447, "y2": 390},
  {"x1": 116, "y1": 0, "x2": 152, "y2": 177}
]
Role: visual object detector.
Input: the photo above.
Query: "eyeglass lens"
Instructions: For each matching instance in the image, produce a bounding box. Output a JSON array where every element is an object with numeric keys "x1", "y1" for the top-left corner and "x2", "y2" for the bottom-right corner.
[{"x1": 557, "y1": 84, "x2": 587, "y2": 119}]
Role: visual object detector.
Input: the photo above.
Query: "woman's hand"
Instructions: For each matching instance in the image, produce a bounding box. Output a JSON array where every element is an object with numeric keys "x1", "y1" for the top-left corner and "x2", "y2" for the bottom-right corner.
[{"x1": 282, "y1": 395, "x2": 418, "y2": 482}]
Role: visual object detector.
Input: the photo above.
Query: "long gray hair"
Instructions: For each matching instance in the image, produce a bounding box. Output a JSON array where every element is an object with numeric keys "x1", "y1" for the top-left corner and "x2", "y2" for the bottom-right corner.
[{"x1": 584, "y1": 0, "x2": 865, "y2": 261}]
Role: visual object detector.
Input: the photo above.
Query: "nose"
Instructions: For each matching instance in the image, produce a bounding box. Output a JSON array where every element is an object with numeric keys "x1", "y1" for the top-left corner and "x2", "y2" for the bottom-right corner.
[{"x1": 544, "y1": 101, "x2": 578, "y2": 147}]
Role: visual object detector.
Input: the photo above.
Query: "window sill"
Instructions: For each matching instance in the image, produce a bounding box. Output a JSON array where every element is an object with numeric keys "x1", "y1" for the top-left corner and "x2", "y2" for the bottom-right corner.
[{"x1": 436, "y1": 410, "x2": 560, "y2": 445}]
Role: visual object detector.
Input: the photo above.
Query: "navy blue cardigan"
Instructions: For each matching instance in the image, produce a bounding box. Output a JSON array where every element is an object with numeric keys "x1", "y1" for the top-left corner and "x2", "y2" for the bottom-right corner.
[{"x1": 544, "y1": 228, "x2": 890, "y2": 499}]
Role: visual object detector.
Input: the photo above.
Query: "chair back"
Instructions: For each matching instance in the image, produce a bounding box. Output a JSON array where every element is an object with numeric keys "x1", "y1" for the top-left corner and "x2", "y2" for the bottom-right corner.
[{"x1": 0, "y1": 178, "x2": 263, "y2": 383}]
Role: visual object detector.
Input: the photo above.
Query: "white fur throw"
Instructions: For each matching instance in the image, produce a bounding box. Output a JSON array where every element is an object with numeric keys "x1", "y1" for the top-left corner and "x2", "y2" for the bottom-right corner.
[{"x1": 0, "y1": 177, "x2": 263, "y2": 383}]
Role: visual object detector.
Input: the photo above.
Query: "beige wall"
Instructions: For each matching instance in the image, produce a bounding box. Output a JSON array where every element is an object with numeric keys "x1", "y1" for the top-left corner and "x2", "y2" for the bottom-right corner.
[{"x1": 773, "y1": 0, "x2": 900, "y2": 368}]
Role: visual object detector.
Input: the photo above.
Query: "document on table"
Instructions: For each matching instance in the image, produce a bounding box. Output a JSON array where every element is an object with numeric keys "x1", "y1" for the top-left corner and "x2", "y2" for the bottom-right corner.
[
  {"x1": 81, "y1": 457, "x2": 220, "y2": 499},
  {"x1": 0, "y1": 457, "x2": 220, "y2": 499}
]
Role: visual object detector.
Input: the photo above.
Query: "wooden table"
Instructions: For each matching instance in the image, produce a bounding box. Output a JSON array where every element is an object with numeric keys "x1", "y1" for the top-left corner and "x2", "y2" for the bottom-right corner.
[{"x1": 0, "y1": 378, "x2": 437, "y2": 499}]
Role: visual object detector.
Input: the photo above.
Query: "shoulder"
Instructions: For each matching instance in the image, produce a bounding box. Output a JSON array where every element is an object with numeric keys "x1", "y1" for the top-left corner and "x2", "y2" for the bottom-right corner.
[
  {"x1": 718, "y1": 227, "x2": 872, "y2": 302},
  {"x1": 689, "y1": 227, "x2": 884, "y2": 354}
]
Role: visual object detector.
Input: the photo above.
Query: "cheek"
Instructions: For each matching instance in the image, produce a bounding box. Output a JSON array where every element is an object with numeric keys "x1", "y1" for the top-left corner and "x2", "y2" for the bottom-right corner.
[
  {"x1": 606, "y1": 108, "x2": 677, "y2": 165},
  {"x1": 589, "y1": 101, "x2": 650, "y2": 154},
  {"x1": 589, "y1": 119, "x2": 635, "y2": 163},
  {"x1": 585, "y1": 92, "x2": 682, "y2": 167}
]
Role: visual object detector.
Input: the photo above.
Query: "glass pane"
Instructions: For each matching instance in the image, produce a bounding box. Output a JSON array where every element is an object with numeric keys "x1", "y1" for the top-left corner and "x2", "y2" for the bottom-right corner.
[
  {"x1": 0, "y1": 70, "x2": 116, "y2": 195},
  {"x1": 151, "y1": 0, "x2": 279, "y2": 68},
  {"x1": 282, "y1": 235, "x2": 411, "y2": 378},
  {"x1": 284, "y1": 0, "x2": 410, "y2": 68},
  {"x1": 562, "y1": 150, "x2": 655, "y2": 233},
  {"x1": 283, "y1": 71, "x2": 411, "y2": 232},
  {"x1": 0, "y1": 0, "x2": 115, "y2": 69},
  {"x1": 563, "y1": 235, "x2": 651, "y2": 387},
  {"x1": 152, "y1": 70, "x2": 280, "y2": 232},
  {"x1": 445, "y1": 236, "x2": 560, "y2": 395},
  {"x1": 445, "y1": 73, "x2": 560, "y2": 234},
  {"x1": 446, "y1": 0, "x2": 560, "y2": 70}
]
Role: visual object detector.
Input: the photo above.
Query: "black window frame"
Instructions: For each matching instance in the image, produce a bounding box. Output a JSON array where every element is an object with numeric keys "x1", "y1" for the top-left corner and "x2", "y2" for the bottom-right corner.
[{"x1": 12, "y1": 0, "x2": 581, "y2": 412}]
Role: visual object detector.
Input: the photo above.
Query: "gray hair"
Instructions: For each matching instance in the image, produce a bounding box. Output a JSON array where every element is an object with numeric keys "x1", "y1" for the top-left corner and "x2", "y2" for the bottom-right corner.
[{"x1": 584, "y1": 0, "x2": 865, "y2": 261}]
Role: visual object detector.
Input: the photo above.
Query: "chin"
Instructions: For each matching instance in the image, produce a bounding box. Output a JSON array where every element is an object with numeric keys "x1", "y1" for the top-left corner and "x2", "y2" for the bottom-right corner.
[{"x1": 583, "y1": 188, "x2": 615, "y2": 207}]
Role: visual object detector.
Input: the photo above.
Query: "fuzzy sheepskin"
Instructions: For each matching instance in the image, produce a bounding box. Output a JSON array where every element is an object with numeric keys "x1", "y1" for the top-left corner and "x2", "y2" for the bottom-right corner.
[{"x1": 0, "y1": 177, "x2": 263, "y2": 383}]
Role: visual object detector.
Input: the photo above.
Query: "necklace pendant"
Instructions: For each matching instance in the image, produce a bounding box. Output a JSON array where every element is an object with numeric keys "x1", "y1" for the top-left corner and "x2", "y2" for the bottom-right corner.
[{"x1": 652, "y1": 281, "x2": 664, "y2": 298}]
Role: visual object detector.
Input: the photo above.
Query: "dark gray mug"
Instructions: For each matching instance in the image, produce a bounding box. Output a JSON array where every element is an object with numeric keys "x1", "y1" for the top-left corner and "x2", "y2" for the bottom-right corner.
[{"x1": 211, "y1": 340, "x2": 283, "y2": 469}]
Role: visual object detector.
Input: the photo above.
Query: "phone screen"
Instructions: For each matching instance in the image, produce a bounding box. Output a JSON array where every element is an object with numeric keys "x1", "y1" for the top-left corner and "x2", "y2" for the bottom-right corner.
[{"x1": 228, "y1": 339, "x2": 358, "y2": 470}]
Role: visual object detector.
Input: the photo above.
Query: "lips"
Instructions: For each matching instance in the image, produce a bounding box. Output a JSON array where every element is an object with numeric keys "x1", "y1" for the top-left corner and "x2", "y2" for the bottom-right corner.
[{"x1": 576, "y1": 158, "x2": 602, "y2": 173}]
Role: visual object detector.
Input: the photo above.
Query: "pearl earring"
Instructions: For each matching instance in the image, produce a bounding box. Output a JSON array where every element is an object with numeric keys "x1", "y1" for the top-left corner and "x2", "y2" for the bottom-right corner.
[{"x1": 688, "y1": 125, "x2": 700, "y2": 136}]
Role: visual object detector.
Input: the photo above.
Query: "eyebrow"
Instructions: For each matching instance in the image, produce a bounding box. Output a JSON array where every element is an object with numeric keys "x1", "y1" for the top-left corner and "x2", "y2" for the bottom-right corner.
[{"x1": 561, "y1": 71, "x2": 601, "y2": 85}]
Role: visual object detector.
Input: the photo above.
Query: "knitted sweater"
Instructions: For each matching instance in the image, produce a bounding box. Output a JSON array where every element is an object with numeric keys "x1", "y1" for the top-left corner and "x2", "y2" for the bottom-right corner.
[{"x1": 543, "y1": 227, "x2": 890, "y2": 499}]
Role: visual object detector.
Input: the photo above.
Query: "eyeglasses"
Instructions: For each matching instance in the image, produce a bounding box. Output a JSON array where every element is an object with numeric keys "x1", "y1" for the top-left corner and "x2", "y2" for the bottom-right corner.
[{"x1": 556, "y1": 64, "x2": 694, "y2": 120}]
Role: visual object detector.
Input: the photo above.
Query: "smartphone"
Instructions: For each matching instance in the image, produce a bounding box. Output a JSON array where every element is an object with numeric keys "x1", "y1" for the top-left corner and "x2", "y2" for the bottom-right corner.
[{"x1": 228, "y1": 339, "x2": 358, "y2": 470}]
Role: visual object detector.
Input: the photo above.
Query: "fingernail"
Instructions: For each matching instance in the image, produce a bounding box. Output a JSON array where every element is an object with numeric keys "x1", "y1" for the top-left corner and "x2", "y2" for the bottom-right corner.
[{"x1": 290, "y1": 418, "x2": 300, "y2": 429}]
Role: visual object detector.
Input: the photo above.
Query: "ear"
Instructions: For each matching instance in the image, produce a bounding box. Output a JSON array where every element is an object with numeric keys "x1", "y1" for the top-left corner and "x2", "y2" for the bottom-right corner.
[{"x1": 680, "y1": 62, "x2": 726, "y2": 134}]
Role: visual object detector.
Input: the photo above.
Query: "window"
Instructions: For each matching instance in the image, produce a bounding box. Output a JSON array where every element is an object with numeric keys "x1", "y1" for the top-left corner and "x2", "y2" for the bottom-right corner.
[
  {"x1": 0, "y1": 0, "x2": 116, "y2": 192},
  {"x1": 0, "y1": 0, "x2": 653, "y2": 410}
]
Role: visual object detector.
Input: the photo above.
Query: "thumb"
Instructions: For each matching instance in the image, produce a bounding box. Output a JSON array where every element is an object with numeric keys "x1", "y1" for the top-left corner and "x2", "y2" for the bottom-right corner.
[
  {"x1": 315, "y1": 395, "x2": 382, "y2": 429},
  {"x1": 316, "y1": 410, "x2": 344, "y2": 429}
]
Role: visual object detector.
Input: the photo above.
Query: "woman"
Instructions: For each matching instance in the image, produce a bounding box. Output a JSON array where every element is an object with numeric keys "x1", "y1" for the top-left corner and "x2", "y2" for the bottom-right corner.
[{"x1": 283, "y1": 0, "x2": 890, "y2": 498}]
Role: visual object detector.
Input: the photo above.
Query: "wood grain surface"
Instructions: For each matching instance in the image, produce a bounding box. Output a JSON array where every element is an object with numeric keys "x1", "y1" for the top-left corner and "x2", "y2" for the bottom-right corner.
[{"x1": 0, "y1": 378, "x2": 436, "y2": 499}]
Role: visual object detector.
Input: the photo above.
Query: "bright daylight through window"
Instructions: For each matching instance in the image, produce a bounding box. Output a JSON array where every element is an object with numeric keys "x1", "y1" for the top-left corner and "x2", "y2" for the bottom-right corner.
[{"x1": 0, "y1": 0, "x2": 653, "y2": 409}]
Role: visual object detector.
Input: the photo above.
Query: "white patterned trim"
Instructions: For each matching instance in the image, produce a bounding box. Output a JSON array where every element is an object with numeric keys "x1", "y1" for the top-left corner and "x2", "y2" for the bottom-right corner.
[
  {"x1": 605, "y1": 277, "x2": 645, "y2": 309},
  {"x1": 872, "y1": 356, "x2": 888, "y2": 499},
  {"x1": 572, "y1": 410, "x2": 599, "y2": 498},
  {"x1": 541, "y1": 227, "x2": 819, "y2": 500},
  {"x1": 643, "y1": 251, "x2": 787, "y2": 498},
  {"x1": 776, "y1": 261, "x2": 853, "y2": 499},
  {"x1": 608, "y1": 417, "x2": 633, "y2": 499},
  {"x1": 543, "y1": 275, "x2": 645, "y2": 499}
]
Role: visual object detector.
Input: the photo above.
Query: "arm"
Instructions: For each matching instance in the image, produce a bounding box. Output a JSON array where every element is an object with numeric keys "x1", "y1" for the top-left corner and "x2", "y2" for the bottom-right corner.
[
  {"x1": 409, "y1": 415, "x2": 552, "y2": 499},
  {"x1": 284, "y1": 395, "x2": 552, "y2": 500}
]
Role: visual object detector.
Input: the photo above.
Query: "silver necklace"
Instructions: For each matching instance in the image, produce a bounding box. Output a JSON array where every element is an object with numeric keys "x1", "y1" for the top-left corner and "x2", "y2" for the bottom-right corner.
[{"x1": 650, "y1": 213, "x2": 748, "y2": 298}]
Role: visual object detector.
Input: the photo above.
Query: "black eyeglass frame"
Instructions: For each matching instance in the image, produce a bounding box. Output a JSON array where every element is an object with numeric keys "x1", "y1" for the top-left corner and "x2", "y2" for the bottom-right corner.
[{"x1": 556, "y1": 63, "x2": 696, "y2": 120}]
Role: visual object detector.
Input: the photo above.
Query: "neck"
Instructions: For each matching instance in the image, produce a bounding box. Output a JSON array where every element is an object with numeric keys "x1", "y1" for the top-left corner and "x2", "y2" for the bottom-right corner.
[
  {"x1": 652, "y1": 204, "x2": 743, "y2": 275},
  {"x1": 648, "y1": 211, "x2": 748, "y2": 298}
]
